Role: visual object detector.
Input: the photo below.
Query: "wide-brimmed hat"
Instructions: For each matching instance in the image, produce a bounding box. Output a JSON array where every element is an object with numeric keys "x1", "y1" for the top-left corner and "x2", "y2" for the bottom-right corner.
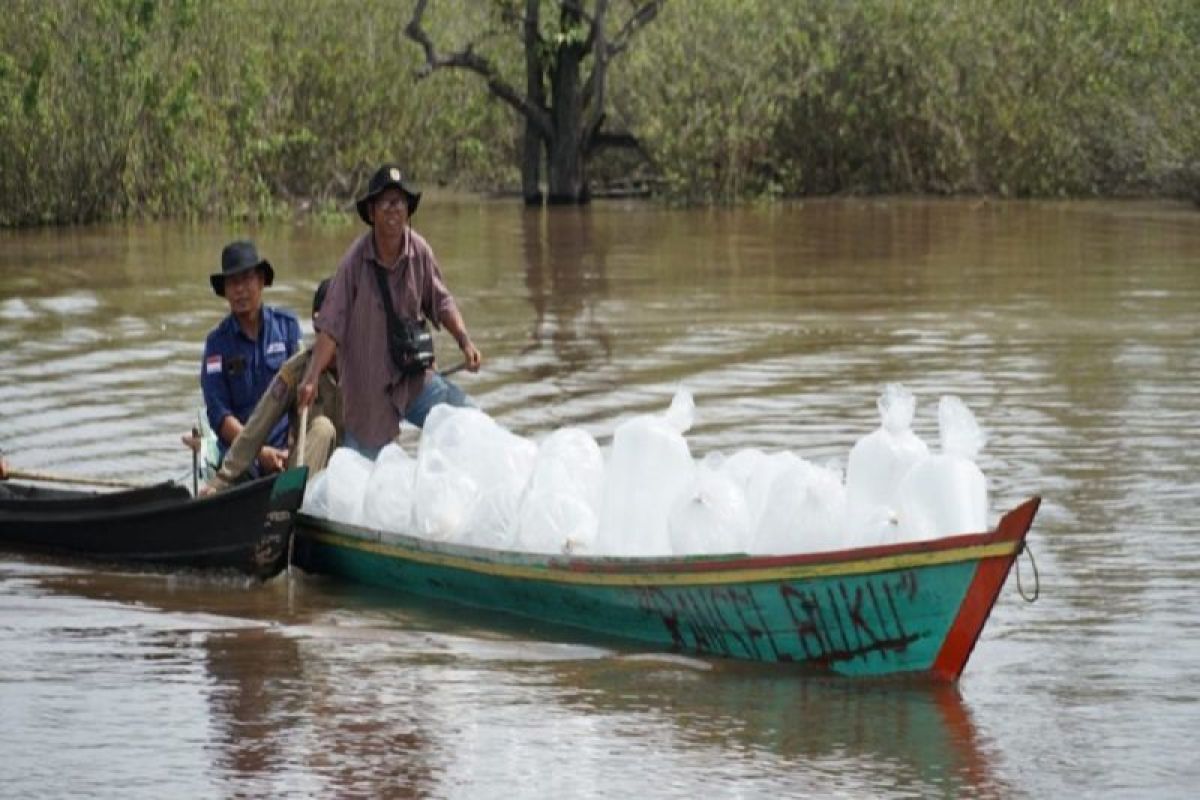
[
  {"x1": 210, "y1": 240, "x2": 274, "y2": 297},
  {"x1": 356, "y1": 164, "x2": 421, "y2": 225}
]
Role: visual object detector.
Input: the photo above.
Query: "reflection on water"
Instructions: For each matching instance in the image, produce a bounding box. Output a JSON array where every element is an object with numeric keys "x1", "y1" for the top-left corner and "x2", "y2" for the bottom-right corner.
[
  {"x1": 520, "y1": 207, "x2": 613, "y2": 373},
  {"x1": 547, "y1": 657, "x2": 1009, "y2": 798},
  {"x1": 1, "y1": 563, "x2": 1006, "y2": 798},
  {"x1": 1, "y1": 198, "x2": 1199, "y2": 797}
]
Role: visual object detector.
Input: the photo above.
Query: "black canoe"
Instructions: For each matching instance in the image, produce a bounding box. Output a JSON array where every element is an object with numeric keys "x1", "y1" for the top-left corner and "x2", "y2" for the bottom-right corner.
[{"x1": 0, "y1": 467, "x2": 308, "y2": 579}]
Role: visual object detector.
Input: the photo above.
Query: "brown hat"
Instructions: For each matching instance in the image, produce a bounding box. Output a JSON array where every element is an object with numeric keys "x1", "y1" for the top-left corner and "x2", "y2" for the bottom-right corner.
[
  {"x1": 356, "y1": 164, "x2": 421, "y2": 225},
  {"x1": 210, "y1": 240, "x2": 274, "y2": 297}
]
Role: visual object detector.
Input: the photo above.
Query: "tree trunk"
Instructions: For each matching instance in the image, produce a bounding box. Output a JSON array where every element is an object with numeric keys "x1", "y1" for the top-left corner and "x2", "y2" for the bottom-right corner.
[
  {"x1": 407, "y1": 0, "x2": 664, "y2": 207},
  {"x1": 522, "y1": 126, "x2": 545, "y2": 207},
  {"x1": 521, "y1": 0, "x2": 544, "y2": 205},
  {"x1": 546, "y1": 8, "x2": 588, "y2": 204}
]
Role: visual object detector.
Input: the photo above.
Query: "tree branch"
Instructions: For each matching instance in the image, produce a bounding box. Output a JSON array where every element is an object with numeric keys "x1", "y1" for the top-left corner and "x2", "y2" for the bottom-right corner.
[
  {"x1": 582, "y1": 0, "x2": 610, "y2": 143},
  {"x1": 606, "y1": 0, "x2": 664, "y2": 58},
  {"x1": 591, "y1": 129, "x2": 642, "y2": 151},
  {"x1": 577, "y1": 0, "x2": 602, "y2": 53},
  {"x1": 584, "y1": 0, "x2": 662, "y2": 148},
  {"x1": 405, "y1": 0, "x2": 552, "y2": 138}
]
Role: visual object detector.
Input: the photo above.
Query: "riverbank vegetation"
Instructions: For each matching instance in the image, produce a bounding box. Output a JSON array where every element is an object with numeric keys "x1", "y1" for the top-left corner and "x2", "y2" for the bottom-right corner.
[{"x1": 2, "y1": 0, "x2": 1197, "y2": 225}]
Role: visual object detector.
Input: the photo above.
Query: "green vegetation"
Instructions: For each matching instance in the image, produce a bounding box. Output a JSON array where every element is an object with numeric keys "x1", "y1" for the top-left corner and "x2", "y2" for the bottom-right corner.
[{"x1": 2, "y1": 0, "x2": 1197, "y2": 225}]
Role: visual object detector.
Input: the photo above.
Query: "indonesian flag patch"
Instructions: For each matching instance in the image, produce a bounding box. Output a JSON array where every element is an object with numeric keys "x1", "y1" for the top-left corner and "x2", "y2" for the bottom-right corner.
[{"x1": 205, "y1": 355, "x2": 222, "y2": 374}]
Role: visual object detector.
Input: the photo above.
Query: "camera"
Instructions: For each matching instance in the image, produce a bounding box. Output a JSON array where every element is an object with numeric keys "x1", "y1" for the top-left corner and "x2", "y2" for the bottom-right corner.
[{"x1": 389, "y1": 318, "x2": 434, "y2": 376}]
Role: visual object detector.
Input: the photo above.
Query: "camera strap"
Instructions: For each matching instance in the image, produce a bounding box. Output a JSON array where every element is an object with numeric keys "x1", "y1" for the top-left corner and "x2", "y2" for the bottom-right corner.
[
  {"x1": 370, "y1": 261, "x2": 406, "y2": 357},
  {"x1": 370, "y1": 260, "x2": 433, "y2": 377}
]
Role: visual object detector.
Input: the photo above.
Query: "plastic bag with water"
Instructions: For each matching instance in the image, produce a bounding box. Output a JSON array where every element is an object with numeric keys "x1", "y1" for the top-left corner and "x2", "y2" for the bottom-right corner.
[
  {"x1": 896, "y1": 395, "x2": 989, "y2": 541},
  {"x1": 516, "y1": 427, "x2": 604, "y2": 554},
  {"x1": 360, "y1": 443, "x2": 418, "y2": 533},
  {"x1": 667, "y1": 463, "x2": 751, "y2": 555},
  {"x1": 323, "y1": 447, "x2": 374, "y2": 525},
  {"x1": 753, "y1": 456, "x2": 848, "y2": 554},
  {"x1": 300, "y1": 468, "x2": 330, "y2": 519},
  {"x1": 845, "y1": 383, "x2": 929, "y2": 545},
  {"x1": 413, "y1": 405, "x2": 536, "y2": 548},
  {"x1": 596, "y1": 390, "x2": 696, "y2": 556},
  {"x1": 412, "y1": 446, "x2": 479, "y2": 542},
  {"x1": 719, "y1": 449, "x2": 802, "y2": 533}
]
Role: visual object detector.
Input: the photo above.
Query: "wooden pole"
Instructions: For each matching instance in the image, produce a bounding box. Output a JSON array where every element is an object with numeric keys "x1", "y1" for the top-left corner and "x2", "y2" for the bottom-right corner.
[
  {"x1": 191, "y1": 426, "x2": 200, "y2": 496},
  {"x1": 6, "y1": 469, "x2": 152, "y2": 490},
  {"x1": 295, "y1": 406, "x2": 309, "y2": 468},
  {"x1": 287, "y1": 405, "x2": 309, "y2": 577}
]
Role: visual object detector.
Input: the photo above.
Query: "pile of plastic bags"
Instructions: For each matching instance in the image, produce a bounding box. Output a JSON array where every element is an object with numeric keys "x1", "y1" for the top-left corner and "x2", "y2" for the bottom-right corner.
[{"x1": 301, "y1": 383, "x2": 991, "y2": 557}]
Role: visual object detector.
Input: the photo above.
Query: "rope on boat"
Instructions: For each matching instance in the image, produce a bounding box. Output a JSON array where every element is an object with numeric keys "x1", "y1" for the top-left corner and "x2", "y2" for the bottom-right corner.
[{"x1": 1015, "y1": 541, "x2": 1040, "y2": 602}]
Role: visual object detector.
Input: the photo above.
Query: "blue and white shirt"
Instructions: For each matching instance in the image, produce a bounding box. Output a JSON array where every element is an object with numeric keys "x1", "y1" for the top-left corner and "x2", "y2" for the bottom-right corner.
[{"x1": 201, "y1": 305, "x2": 301, "y2": 458}]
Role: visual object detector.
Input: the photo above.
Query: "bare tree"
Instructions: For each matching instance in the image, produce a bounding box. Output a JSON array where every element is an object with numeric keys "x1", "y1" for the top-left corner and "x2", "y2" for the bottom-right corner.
[{"x1": 406, "y1": 0, "x2": 665, "y2": 205}]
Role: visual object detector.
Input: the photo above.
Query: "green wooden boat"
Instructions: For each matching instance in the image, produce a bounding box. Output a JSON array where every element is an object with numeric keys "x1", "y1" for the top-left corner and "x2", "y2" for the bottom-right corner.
[{"x1": 292, "y1": 497, "x2": 1040, "y2": 681}]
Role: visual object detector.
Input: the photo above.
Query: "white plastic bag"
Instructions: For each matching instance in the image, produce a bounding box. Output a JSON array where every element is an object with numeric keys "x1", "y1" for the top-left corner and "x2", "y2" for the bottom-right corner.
[
  {"x1": 516, "y1": 427, "x2": 605, "y2": 554},
  {"x1": 524, "y1": 427, "x2": 604, "y2": 511},
  {"x1": 412, "y1": 446, "x2": 479, "y2": 542},
  {"x1": 412, "y1": 406, "x2": 537, "y2": 548},
  {"x1": 896, "y1": 395, "x2": 989, "y2": 541},
  {"x1": 323, "y1": 447, "x2": 374, "y2": 525},
  {"x1": 360, "y1": 443, "x2": 418, "y2": 533},
  {"x1": 845, "y1": 384, "x2": 929, "y2": 546},
  {"x1": 517, "y1": 491, "x2": 599, "y2": 555},
  {"x1": 732, "y1": 450, "x2": 802, "y2": 533},
  {"x1": 596, "y1": 390, "x2": 696, "y2": 556},
  {"x1": 753, "y1": 458, "x2": 848, "y2": 554},
  {"x1": 300, "y1": 468, "x2": 330, "y2": 519},
  {"x1": 668, "y1": 465, "x2": 750, "y2": 555}
]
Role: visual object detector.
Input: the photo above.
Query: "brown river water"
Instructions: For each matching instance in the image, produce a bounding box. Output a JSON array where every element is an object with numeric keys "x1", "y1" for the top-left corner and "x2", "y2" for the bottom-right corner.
[{"x1": 1, "y1": 198, "x2": 1197, "y2": 798}]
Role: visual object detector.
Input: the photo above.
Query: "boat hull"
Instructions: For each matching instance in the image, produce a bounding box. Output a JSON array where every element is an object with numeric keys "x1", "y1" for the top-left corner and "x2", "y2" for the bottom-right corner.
[
  {"x1": 0, "y1": 467, "x2": 308, "y2": 579},
  {"x1": 293, "y1": 497, "x2": 1039, "y2": 680}
]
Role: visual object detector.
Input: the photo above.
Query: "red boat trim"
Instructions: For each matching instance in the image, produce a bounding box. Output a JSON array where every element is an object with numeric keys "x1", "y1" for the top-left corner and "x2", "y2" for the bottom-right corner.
[
  {"x1": 567, "y1": 526, "x2": 1021, "y2": 576},
  {"x1": 929, "y1": 497, "x2": 1041, "y2": 680}
]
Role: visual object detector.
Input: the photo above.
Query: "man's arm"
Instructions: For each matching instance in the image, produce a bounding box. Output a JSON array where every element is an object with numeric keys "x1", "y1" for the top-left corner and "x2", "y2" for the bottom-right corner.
[
  {"x1": 217, "y1": 415, "x2": 244, "y2": 446},
  {"x1": 205, "y1": 373, "x2": 294, "y2": 492},
  {"x1": 441, "y1": 308, "x2": 482, "y2": 372},
  {"x1": 200, "y1": 341, "x2": 241, "y2": 445},
  {"x1": 423, "y1": 248, "x2": 481, "y2": 373},
  {"x1": 297, "y1": 331, "x2": 337, "y2": 409}
]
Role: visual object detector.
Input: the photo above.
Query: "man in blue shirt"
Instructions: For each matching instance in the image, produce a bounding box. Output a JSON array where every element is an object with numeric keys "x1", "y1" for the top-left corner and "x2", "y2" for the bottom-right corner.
[{"x1": 201, "y1": 240, "x2": 301, "y2": 474}]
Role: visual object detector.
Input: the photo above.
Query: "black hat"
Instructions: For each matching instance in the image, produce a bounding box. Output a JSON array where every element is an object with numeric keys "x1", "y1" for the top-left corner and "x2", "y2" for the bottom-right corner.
[
  {"x1": 210, "y1": 240, "x2": 274, "y2": 297},
  {"x1": 312, "y1": 278, "x2": 331, "y2": 316},
  {"x1": 356, "y1": 164, "x2": 421, "y2": 225}
]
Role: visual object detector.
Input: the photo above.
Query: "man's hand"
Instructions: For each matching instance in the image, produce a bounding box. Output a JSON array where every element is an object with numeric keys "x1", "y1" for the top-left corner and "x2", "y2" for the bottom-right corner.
[
  {"x1": 199, "y1": 482, "x2": 219, "y2": 497},
  {"x1": 297, "y1": 331, "x2": 337, "y2": 410},
  {"x1": 257, "y1": 446, "x2": 288, "y2": 474},
  {"x1": 296, "y1": 380, "x2": 317, "y2": 410},
  {"x1": 180, "y1": 432, "x2": 201, "y2": 453},
  {"x1": 461, "y1": 340, "x2": 482, "y2": 373}
]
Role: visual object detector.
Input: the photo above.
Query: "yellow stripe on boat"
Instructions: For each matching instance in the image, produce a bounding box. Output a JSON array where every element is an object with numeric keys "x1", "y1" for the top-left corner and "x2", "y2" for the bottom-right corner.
[{"x1": 300, "y1": 526, "x2": 1019, "y2": 587}]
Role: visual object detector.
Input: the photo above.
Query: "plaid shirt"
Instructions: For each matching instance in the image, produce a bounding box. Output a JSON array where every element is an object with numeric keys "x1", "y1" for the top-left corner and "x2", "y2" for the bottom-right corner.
[{"x1": 315, "y1": 229, "x2": 460, "y2": 449}]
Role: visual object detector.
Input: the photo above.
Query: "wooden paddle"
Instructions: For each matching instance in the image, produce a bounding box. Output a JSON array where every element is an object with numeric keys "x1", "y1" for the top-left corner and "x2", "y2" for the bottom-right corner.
[
  {"x1": 295, "y1": 406, "x2": 309, "y2": 468},
  {"x1": 6, "y1": 469, "x2": 152, "y2": 490},
  {"x1": 190, "y1": 426, "x2": 200, "y2": 496},
  {"x1": 286, "y1": 406, "x2": 309, "y2": 576}
]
